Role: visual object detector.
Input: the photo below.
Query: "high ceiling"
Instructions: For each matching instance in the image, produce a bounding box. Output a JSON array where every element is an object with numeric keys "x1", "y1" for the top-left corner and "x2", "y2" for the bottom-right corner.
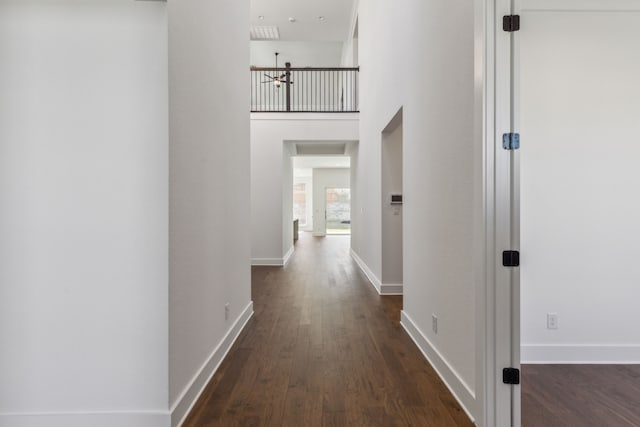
[{"x1": 250, "y1": 0, "x2": 356, "y2": 42}]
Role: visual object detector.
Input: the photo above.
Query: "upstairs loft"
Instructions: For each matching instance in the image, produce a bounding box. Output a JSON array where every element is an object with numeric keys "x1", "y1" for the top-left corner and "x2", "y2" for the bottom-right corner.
[{"x1": 250, "y1": 64, "x2": 359, "y2": 113}]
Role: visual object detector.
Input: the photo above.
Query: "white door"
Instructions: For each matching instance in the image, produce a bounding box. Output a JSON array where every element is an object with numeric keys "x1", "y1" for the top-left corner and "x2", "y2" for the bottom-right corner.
[{"x1": 508, "y1": 0, "x2": 640, "y2": 425}]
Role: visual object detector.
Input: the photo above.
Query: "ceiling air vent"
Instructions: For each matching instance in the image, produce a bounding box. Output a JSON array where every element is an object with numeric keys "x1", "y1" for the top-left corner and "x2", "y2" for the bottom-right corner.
[{"x1": 250, "y1": 26, "x2": 280, "y2": 41}]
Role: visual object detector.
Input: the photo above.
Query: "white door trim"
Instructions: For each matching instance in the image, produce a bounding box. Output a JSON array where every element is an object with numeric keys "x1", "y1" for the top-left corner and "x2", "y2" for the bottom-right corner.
[
  {"x1": 474, "y1": 2, "x2": 494, "y2": 426},
  {"x1": 505, "y1": 2, "x2": 640, "y2": 425},
  {"x1": 482, "y1": 0, "x2": 520, "y2": 425},
  {"x1": 510, "y1": 2, "x2": 522, "y2": 425}
]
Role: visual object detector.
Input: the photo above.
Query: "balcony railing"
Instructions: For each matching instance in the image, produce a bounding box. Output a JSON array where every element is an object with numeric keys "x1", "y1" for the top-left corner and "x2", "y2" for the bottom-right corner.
[{"x1": 250, "y1": 66, "x2": 359, "y2": 113}]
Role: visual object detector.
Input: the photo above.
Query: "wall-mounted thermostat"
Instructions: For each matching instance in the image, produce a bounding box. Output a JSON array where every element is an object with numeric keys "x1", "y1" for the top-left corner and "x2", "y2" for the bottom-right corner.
[{"x1": 390, "y1": 193, "x2": 403, "y2": 205}]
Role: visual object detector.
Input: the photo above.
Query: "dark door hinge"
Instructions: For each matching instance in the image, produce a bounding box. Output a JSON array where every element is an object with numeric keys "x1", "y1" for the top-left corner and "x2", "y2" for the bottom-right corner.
[
  {"x1": 502, "y1": 133, "x2": 520, "y2": 150},
  {"x1": 503, "y1": 368, "x2": 521, "y2": 384},
  {"x1": 502, "y1": 250, "x2": 520, "y2": 267},
  {"x1": 503, "y1": 15, "x2": 520, "y2": 32}
]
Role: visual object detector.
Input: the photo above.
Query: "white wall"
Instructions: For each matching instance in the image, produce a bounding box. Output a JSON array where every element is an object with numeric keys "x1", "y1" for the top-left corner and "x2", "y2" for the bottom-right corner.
[
  {"x1": 250, "y1": 113, "x2": 358, "y2": 265},
  {"x1": 520, "y1": 6, "x2": 640, "y2": 363},
  {"x1": 168, "y1": 1, "x2": 252, "y2": 425},
  {"x1": 340, "y1": 39, "x2": 355, "y2": 67},
  {"x1": 348, "y1": 144, "x2": 359, "y2": 249},
  {"x1": 293, "y1": 169, "x2": 313, "y2": 231},
  {"x1": 340, "y1": 24, "x2": 358, "y2": 67},
  {"x1": 282, "y1": 144, "x2": 294, "y2": 259},
  {"x1": 351, "y1": 0, "x2": 479, "y2": 419},
  {"x1": 0, "y1": 2, "x2": 169, "y2": 426},
  {"x1": 251, "y1": 41, "x2": 343, "y2": 67},
  {"x1": 381, "y1": 118, "x2": 403, "y2": 285},
  {"x1": 312, "y1": 168, "x2": 350, "y2": 236}
]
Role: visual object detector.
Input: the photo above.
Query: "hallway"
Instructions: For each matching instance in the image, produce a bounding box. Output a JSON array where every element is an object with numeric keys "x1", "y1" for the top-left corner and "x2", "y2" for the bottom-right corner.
[{"x1": 184, "y1": 233, "x2": 474, "y2": 426}]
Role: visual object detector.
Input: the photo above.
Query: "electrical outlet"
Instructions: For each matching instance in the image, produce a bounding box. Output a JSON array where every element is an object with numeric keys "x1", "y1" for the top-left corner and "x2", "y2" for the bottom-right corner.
[
  {"x1": 225, "y1": 303, "x2": 230, "y2": 321},
  {"x1": 432, "y1": 314, "x2": 438, "y2": 334},
  {"x1": 547, "y1": 313, "x2": 558, "y2": 330}
]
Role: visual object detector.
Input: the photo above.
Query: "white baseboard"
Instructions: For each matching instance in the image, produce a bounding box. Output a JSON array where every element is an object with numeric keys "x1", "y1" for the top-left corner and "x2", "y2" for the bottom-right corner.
[
  {"x1": 350, "y1": 249, "x2": 382, "y2": 293},
  {"x1": 251, "y1": 246, "x2": 295, "y2": 267},
  {"x1": 282, "y1": 245, "x2": 294, "y2": 266},
  {"x1": 350, "y1": 249, "x2": 402, "y2": 295},
  {"x1": 251, "y1": 258, "x2": 283, "y2": 266},
  {"x1": 400, "y1": 311, "x2": 476, "y2": 424},
  {"x1": 380, "y1": 283, "x2": 403, "y2": 295},
  {"x1": 170, "y1": 301, "x2": 254, "y2": 427},
  {"x1": 1, "y1": 303, "x2": 255, "y2": 427},
  {"x1": 521, "y1": 344, "x2": 640, "y2": 364},
  {"x1": 0, "y1": 412, "x2": 170, "y2": 427}
]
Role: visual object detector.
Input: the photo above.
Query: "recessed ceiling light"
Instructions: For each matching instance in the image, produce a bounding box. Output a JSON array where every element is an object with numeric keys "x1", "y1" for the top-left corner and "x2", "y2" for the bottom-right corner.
[
  {"x1": 288, "y1": 17, "x2": 297, "y2": 23},
  {"x1": 258, "y1": 15, "x2": 264, "y2": 20},
  {"x1": 317, "y1": 16, "x2": 325, "y2": 21}
]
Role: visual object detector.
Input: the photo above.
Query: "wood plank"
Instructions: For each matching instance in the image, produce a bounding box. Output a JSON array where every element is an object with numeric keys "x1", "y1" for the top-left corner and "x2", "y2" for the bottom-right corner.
[
  {"x1": 522, "y1": 364, "x2": 640, "y2": 427},
  {"x1": 184, "y1": 233, "x2": 473, "y2": 426}
]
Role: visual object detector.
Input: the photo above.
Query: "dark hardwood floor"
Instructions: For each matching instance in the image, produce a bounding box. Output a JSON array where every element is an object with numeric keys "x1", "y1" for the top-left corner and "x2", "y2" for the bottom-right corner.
[
  {"x1": 522, "y1": 364, "x2": 640, "y2": 427},
  {"x1": 184, "y1": 233, "x2": 474, "y2": 426}
]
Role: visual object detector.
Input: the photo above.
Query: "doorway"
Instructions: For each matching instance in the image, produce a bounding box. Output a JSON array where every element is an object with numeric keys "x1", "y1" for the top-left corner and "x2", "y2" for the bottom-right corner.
[
  {"x1": 499, "y1": 2, "x2": 640, "y2": 425},
  {"x1": 312, "y1": 167, "x2": 351, "y2": 237},
  {"x1": 325, "y1": 188, "x2": 351, "y2": 235},
  {"x1": 291, "y1": 154, "x2": 352, "y2": 238},
  {"x1": 381, "y1": 108, "x2": 403, "y2": 292}
]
